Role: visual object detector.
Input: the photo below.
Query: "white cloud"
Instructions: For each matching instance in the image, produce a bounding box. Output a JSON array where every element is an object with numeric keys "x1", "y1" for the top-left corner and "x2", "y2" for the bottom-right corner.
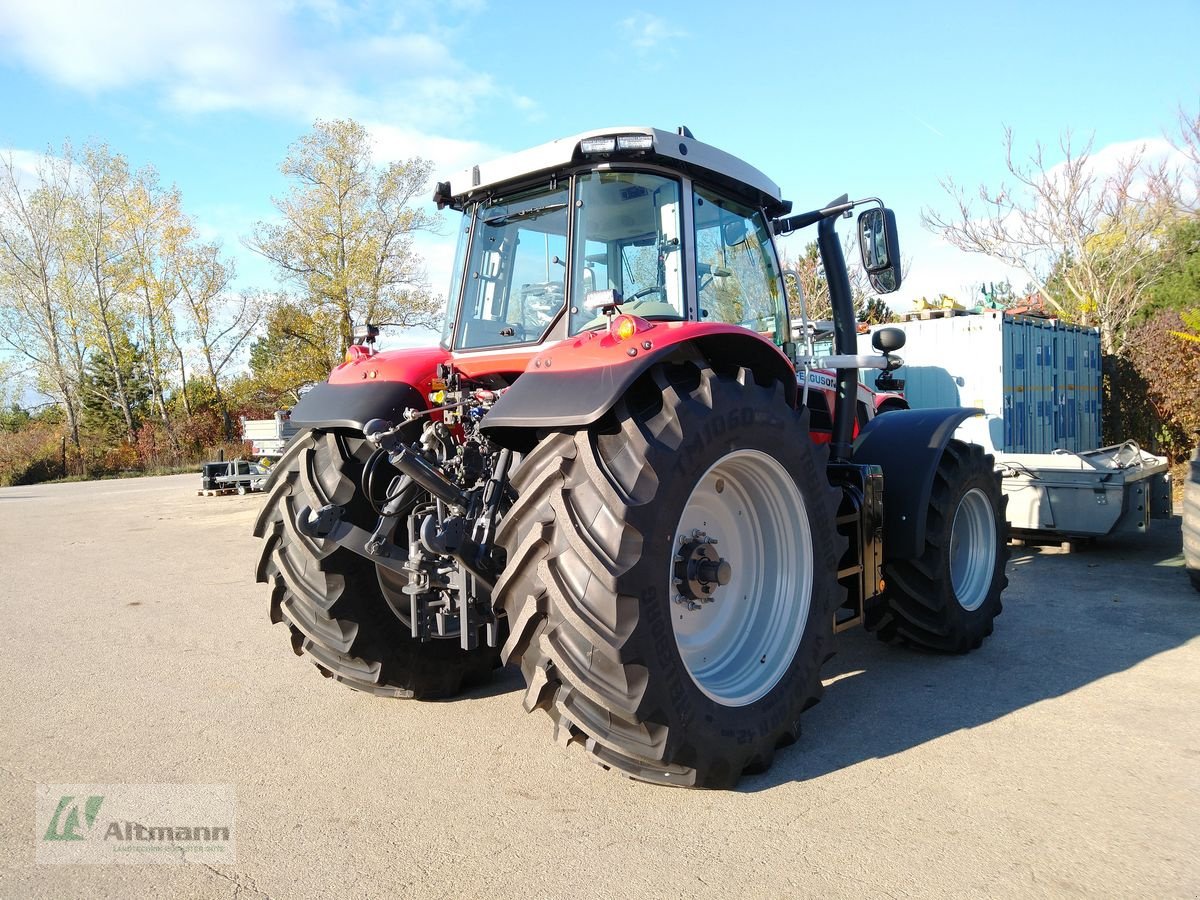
[
  {"x1": 365, "y1": 122, "x2": 499, "y2": 182},
  {"x1": 0, "y1": 0, "x2": 284, "y2": 92},
  {"x1": 1, "y1": 149, "x2": 54, "y2": 186},
  {"x1": 619, "y1": 12, "x2": 688, "y2": 52},
  {"x1": 890, "y1": 231, "x2": 1028, "y2": 308},
  {"x1": 0, "y1": 0, "x2": 526, "y2": 126}
]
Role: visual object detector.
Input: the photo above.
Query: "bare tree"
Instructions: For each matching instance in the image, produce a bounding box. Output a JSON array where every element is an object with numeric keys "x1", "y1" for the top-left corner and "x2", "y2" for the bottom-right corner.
[
  {"x1": 1170, "y1": 102, "x2": 1200, "y2": 209},
  {"x1": 921, "y1": 129, "x2": 1176, "y2": 352},
  {"x1": 0, "y1": 148, "x2": 87, "y2": 453},
  {"x1": 782, "y1": 233, "x2": 896, "y2": 326},
  {"x1": 923, "y1": 128, "x2": 1177, "y2": 353},
  {"x1": 175, "y1": 241, "x2": 260, "y2": 435}
]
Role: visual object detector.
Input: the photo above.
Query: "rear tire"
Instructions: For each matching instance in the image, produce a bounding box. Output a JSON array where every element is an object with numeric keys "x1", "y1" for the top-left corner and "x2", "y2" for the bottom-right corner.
[
  {"x1": 253, "y1": 428, "x2": 500, "y2": 699},
  {"x1": 494, "y1": 360, "x2": 845, "y2": 788},
  {"x1": 1184, "y1": 444, "x2": 1200, "y2": 593},
  {"x1": 872, "y1": 440, "x2": 1009, "y2": 652}
]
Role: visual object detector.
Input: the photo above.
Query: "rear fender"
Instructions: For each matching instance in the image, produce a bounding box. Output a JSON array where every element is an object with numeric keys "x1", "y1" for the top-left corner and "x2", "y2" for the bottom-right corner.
[
  {"x1": 479, "y1": 322, "x2": 796, "y2": 444},
  {"x1": 851, "y1": 407, "x2": 983, "y2": 560},
  {"x1": 291, "y1": 346, "x2": 449, "y2": 431},
  {"x1": 289, "y1": 380, "x2": 428, "y2": 432}
]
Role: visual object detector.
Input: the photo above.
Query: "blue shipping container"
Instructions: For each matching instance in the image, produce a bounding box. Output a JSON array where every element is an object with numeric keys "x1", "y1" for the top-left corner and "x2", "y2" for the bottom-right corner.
[{"x1": 859, "y1": 311, "x2": 1102, "y2": 453}]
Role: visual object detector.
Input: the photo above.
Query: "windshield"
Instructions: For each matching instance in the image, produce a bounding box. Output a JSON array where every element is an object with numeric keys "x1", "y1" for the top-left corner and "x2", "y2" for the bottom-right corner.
[
  {"x1": 569, "y1": 171, "x2": 684, "y2": 334},
  {"x1": 451, "y1": 183, "x2": 569, "y2": 350}
]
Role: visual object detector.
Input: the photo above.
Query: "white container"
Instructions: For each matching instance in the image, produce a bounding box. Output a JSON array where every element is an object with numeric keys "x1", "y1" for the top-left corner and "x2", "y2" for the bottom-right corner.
[{"x1": 860, "y1": 311, "x2": 1101, "y2": 454}]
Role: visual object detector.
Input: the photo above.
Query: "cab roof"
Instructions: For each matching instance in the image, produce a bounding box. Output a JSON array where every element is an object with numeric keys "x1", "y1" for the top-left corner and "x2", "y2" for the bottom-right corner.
[{"x1": 447, "y1": 126, "x2": 789, "y2": 217}]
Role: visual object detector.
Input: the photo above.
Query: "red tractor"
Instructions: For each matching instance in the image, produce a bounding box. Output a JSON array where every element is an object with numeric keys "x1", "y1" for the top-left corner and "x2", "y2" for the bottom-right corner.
[{"x1": 254, "y1": 127, "x2": 1008, "y2": 788}]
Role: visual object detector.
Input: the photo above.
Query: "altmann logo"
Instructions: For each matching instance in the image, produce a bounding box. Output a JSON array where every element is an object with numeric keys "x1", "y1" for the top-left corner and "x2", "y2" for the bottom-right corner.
[
  {"x1": 102, "y1": 821, "x2": 231, "y2": 844},
  {"x1": 43, "y1": 795, "x2": 104, "y2": 841},
  {"x1": 36, "y1": 783, "x2": 236, "y2": 864}
]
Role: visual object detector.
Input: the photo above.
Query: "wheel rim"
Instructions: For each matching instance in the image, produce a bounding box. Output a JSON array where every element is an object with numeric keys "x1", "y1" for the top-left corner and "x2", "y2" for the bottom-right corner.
[
  {"x1": 670, "y1": 449, "x2": 812, "y2": 707},
  {"x1": 949, "y1": 488, "x2": 997, "y2": 612}
]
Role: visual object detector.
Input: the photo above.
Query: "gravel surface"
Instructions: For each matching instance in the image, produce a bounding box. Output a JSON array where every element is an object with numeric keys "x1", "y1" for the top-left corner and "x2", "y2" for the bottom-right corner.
[{"x1": 1, "y1": 473, "x2": 1197, "y2": 898}]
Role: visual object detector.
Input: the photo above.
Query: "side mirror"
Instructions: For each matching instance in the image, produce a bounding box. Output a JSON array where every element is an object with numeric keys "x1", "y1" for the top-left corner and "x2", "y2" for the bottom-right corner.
[
  {"x1": 858, "y1": 208, "x2": 902, "y2": 294},
  {"x1": 871, "y1": 326, "x2": 905, "y2": 353}
]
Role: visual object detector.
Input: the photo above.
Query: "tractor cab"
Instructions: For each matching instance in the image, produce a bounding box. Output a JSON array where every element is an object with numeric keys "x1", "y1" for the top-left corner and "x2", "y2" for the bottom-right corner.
[{"x1": 436, "y1": 127, "x2": 792, "y2": 356}]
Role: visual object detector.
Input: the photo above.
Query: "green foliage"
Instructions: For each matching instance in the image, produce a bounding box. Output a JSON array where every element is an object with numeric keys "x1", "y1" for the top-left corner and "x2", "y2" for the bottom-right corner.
[
  {"x1": 247, "y1": 301, "x2": 342, "y2": 407},
  {"x1": 79, "y1": 329, "x2": 151, "y2": 442},
  {"x1": 1144, "y1": 216, "x2": 1200, "y2": 319},
  {"x1": 857, "y1": 296, "x2": 896, "y2": 325},
  {"x1": 973, "y1": 280, "x2": 1019, "y2": 310},
  {"x1": 0, "y1": 403, "x2": 31, "y2": 433}
]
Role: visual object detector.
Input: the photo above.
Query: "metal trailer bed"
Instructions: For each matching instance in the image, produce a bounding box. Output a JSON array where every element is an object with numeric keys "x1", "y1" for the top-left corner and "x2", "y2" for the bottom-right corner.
[{"x1": 995, "y1": 442, "x2": 1173, "y2": 538}]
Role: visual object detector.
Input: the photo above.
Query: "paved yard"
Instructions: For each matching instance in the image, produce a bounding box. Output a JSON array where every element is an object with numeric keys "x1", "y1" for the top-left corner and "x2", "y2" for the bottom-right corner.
[{"x1": 0, "y1": 474, "x2": 1197, "y2": 898}]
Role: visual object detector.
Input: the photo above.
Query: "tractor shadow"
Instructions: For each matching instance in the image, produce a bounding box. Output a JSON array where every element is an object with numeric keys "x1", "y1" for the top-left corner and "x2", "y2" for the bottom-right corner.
[{"x1": 740, "y1": 515, "x2": 1199, "y2": 792}]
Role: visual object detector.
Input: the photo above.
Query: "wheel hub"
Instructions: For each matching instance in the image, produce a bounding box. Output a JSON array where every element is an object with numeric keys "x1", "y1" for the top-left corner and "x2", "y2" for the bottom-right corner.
[
  {"x1": 669, "y1": 449, "x2": 814, "y2": 708},
  {"x1": 674, "y1": 530, "x2": 733, "y2": 610}
]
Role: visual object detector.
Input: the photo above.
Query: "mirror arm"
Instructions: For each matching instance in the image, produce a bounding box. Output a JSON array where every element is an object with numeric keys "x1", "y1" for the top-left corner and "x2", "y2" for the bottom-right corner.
[
  {"x1": 818, "y1": 200, "x2": 857, "y2": 463},
  {"x1": 772, "y1": 196, "x2": 882, "y2": 236}
]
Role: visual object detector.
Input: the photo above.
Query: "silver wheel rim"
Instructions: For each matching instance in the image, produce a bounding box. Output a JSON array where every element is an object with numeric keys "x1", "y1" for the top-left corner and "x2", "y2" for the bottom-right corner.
[
  {"x1": 950, "y1": 488, "x2": 997, "y2": 612},
  {"x1": 670, "y1": 449, "x2": 812, "y2": 707}
]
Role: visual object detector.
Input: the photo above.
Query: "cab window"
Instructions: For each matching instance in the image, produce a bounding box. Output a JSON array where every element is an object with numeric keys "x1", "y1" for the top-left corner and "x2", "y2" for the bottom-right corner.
[
  {"x1": 692, "y1": 185, "x2": 785, "y2": 344},
  {"x1": 569, "y1": 172, "x2": 685, "y2": 333},
  {"x1": 454, "y1": 184, "x2": 569, "y2": 349}
]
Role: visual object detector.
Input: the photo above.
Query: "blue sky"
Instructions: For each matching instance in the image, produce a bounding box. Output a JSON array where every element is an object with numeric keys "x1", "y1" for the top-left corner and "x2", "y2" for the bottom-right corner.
[{"x1": 1, "y1": 0, "x2": 1197, "y2": 351}]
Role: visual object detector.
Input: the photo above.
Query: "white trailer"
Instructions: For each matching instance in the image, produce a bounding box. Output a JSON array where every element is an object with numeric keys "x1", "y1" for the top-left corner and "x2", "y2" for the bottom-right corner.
[
  {"x1": 860, "y1": 314, "x2": 1172, "y2": 540},
  {"x1": 240, "y1": 411, "x2": 299, "y2": 459}
]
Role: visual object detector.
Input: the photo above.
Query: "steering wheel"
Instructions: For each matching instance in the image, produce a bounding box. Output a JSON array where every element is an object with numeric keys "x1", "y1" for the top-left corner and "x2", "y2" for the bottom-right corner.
[{"x1": 627, "y1": 285, "x2": 662, "y2": 301}]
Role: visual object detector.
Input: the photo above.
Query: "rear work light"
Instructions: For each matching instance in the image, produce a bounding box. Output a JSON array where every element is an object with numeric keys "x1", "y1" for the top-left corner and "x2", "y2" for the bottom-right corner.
[
  {"x1": 579, "y1": 134, "x2": 655, "y2": 156},
  {"x1": 616, "y1": 134, "x2": 653, "y2": 151},
  {"x1": 580, "y1": 137, "x2": 617, "y2": 154}
]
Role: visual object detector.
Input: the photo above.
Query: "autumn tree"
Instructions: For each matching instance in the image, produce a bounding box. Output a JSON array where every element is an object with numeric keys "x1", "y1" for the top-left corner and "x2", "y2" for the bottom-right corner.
[
  {"x1": 0, "y1": 148, "x2": 87, "y2": 453},
  {"x1": 173, "y1": 241, "x2": 259, "y2": 434},
  {"x1": 70, "y1": 143, "x2": 143, "y2": 443},
  {"x1": 246, "y1": 301, "x2": 341, "y2": 406},
  {"x1": 248, "y1": 119, "x2": 441, "y2": 354},
  {"x1": 923, "y1": 128, "x2": 1177, "y2": 352},
  {"x1": 782, "y1": 241, "x2": 833, "y2": 324},
  {"x1": 116, "y1": 163, "x2": 189, "y2": 447}
]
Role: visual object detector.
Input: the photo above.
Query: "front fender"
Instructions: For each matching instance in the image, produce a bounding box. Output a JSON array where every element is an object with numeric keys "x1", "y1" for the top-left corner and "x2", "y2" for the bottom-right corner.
[
  {"x1": 851, "y1": 407, "x2": 983, "y2": 560},
  {"x1": 480, "y1": 322, "x2": 796, "y2": 442}
]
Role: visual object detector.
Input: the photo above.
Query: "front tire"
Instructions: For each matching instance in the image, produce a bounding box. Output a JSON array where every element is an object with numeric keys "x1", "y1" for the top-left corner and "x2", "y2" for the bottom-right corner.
[
  {"x1": 872, "y1": 439, "x2": 1009, "y2": 652},
  {"x1": 253, "y1": 428, "x2": 500, "y2": 699},
  {"x1": 494, "y1": 360, "x2": 845, "y2": 788}
]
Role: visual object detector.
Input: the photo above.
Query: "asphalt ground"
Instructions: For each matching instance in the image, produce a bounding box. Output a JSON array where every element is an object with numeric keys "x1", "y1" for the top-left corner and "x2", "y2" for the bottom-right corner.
[{"x1": 0, "y1": 473, "x2": 1197, "y2": 899}]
